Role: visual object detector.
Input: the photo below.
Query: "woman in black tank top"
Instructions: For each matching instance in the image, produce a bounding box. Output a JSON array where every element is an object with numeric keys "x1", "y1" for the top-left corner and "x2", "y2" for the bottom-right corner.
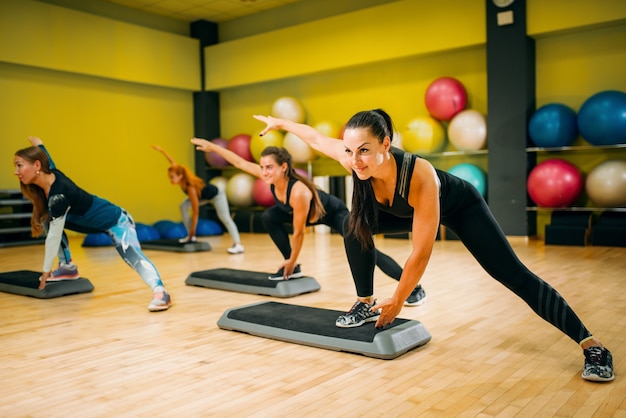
[
  {"x1": 254, "y1": 110, "x2": 613, "y2": 383},
  {"x1": 192, "y1": 138, "x2": 426, "y2": 302}
]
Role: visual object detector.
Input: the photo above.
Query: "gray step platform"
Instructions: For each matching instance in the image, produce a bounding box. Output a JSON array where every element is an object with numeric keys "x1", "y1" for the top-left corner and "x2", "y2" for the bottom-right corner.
[
  {"x1": 185, "y1": 268, "x2": 320, "y2": 298},
  {"x1": 217, "y1": 301, "x2": 431, "y2": 359},
  {"x1": 142, "y1": 238, "x2": 211, "y2": 252},
  {"x1": 0, "y1": 270, "x2": 94, "y2": 299}
]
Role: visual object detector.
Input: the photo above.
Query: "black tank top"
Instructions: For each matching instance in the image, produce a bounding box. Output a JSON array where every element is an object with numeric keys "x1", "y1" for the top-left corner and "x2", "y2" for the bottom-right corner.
[{"x1": 375, "y1": 147, "x2": 468, "y2": 219}]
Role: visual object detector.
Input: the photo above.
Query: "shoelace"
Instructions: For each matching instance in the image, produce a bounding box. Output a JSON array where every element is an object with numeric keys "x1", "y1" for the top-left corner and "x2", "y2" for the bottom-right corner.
[{"x1": 586, "y1": 347, "x2": 605, "y2": 365}]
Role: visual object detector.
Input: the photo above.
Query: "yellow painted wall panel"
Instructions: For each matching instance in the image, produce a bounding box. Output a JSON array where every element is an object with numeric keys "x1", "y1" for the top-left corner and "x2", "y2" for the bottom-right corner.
[
  {"x1": 0, "y1": 0, "x2": 200, "y2": 90},
  {"x1": 528, "y1": 0, "x2": 626, "y2": 36},
  {"x1": 0, "y1": 62, "x2": 195, "y2": 226},
  {"x1": 204, "y1": 0, "x2": 486, "y2": 90}
]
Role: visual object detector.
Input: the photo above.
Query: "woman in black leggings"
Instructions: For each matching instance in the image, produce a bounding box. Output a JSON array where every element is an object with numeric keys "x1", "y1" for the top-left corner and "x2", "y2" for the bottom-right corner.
[
  {"x1": 254, "y1": 109, "x2": 613, "y2": 382},
  {"x1": 191, "y1": 138, "x2": 425, "y2": 305}
]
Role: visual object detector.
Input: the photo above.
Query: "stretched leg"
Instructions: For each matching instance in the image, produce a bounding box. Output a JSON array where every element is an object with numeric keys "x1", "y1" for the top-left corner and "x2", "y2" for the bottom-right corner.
[
  {"x1": 179, "y1": 198, "x2": 192, "y2": 232},
  {"x1": 260, "y1": 206, "x2": 294, "y2": 259},
  {"x1": 106, "y1": 210, "x2": 170, "y2": 311},
  {"x1": 210, "y1": 189, "x2": 242, "y2": 245},
  {"x1": 444, "y1": 186, "x2": 592, "y2": 344}
]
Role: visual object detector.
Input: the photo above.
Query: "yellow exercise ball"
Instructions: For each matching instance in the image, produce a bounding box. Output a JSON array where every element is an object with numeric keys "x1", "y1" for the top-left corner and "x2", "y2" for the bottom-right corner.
[
  {"x1": 249, "y1": 129, "x2": 284, "y2": 162},
  {"x1": 402, "y1": 116, "x2": 446, "y2": 154}
]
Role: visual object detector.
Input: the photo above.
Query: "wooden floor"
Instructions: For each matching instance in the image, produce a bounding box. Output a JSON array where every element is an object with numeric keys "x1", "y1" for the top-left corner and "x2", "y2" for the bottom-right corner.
[{"x1": 0, "y1": 231, "x2": 624, "y2": 417}]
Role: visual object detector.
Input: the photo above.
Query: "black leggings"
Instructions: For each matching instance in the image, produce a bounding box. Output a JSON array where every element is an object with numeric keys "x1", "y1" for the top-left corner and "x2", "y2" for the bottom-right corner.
[
  {"x1": 261, "y1": 206, "x2": 403, "y2": 281},
  {"x1": 344, "y1": 185, "x2": 592, "y2": 344}
]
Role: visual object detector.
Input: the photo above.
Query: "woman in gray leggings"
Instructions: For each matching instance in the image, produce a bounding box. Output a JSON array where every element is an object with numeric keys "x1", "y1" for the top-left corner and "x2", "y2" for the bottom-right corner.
[{"x1": 153, "y1": 145, "x2": 243, "y2": 254}]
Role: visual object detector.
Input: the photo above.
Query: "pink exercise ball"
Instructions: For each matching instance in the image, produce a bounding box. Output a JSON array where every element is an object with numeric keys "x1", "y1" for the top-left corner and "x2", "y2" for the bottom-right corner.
[
  {"x1": 252, "y1": 178, "x2": 275, "y2": 207},
  {"x1": 227, "y1": 133, "x2": 254, "y2": 162},
  {"x1": 425, "y1": 77, "x2": 468, "y2": 121},
  {"x1": 448, "y1": 109, "x2": 487, "y2": 151},
  {"x1": 204, "y1": 138, "x2": 230, "y2": 167},
  {"x1": 585, "y1": 160, "x2": 626, "y2": 207},
  {"x1": 527, "y1": 159, "x2": 583, "y2": 208}
]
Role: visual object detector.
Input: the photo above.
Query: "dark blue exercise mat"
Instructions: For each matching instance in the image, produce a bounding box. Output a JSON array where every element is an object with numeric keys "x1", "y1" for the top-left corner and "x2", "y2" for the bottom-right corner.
[
  {"x1": 141, "y1": 239, "x2": 211, "y2": 252},
  {"x1": 217, "y1": 301, "x2": 431, "y2": 359},
  {"x1": 0, "y1": 270, "x2": 94, "y2": 299},
  {"x1": 185, "y1": 268, "x2": 321, "y2": 298}
]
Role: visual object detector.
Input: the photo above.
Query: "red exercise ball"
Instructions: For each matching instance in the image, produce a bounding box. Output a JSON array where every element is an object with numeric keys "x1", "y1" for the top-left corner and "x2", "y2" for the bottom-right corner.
[
  {"x1": 227, "y1": 133, "x2": 254, "y2": 162},
  {"x1": 424, "y1": 77, "x2": 468, "y2": 121},
  {"x1": 527, "y1": 159, "x2": 583, "y2": 208},
  {"x1": 252, "y1": 178, "x2": 275, "y2": 207}
]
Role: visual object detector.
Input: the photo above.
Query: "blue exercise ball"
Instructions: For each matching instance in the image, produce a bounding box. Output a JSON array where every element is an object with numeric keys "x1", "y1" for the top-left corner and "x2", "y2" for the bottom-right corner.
[
  {"x1": 82, "y1": 232, "x2": 113, "y2": 247},
  {"x1": 153, "y1": 220, "x2": 179, "y2": 236},
  {"x1": 161, "y1": 223, "x2": 187, "y2": 240},
  {"x1": 529, "y1": 103, "x2": 578, "y2": 147},
  {"x1": 448, "y1": 163, "x2": 487, "y2": 198},
  {"x1": 577, "y1": 90, "x2": 626, "y2": 145},
  {"x1": 135, "y1": 223, "x2": 161, "y2": 242},
  {"x1": 196, "y1": 218, "x2": 223, "y2": 236}
]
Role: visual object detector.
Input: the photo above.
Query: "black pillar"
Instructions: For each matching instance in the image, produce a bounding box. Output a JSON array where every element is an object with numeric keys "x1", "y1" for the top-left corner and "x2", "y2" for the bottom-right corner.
[
  {"x1": 486, "y1": 0, "x2": 536, "y2": 235},
  {"x1": 190, "y1": 20, "x2": 219, "y2": 181}
]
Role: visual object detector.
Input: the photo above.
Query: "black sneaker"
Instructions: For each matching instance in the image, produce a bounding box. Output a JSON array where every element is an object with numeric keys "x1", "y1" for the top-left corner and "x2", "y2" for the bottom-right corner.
[
  {"x1": 335, "y1": 300, "x2": 380, "y2": 328},
  {"x1": 268, "y1": 264, "x2": 303, "y2": 280},
  {"x1": 404, "y1": 285, "x2": 426, "y2": 306},
  {"x1": 582, "y1": 346, "x2": 615, "y2": 382}
]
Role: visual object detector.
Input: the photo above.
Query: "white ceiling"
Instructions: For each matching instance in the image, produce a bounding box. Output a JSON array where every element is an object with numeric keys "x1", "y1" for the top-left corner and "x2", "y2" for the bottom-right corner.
[{"x1": 104, "y1": 0, "x2": 305, "y2": 23}]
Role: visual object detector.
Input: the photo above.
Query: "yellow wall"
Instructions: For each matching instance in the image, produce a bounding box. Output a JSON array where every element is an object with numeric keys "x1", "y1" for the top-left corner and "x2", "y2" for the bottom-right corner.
[{"x1": 0, "y1": 0, "x2": 200, "y2": 227}]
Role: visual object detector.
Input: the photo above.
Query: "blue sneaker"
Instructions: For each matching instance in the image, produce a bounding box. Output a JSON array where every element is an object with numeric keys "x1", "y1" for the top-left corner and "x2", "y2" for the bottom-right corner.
[
  {"x1": 148, "y1": 290, "x2": 172, "y2": 312},
  {"x1": 48, "y1": 262, "x2": 80, "y2": 281}
]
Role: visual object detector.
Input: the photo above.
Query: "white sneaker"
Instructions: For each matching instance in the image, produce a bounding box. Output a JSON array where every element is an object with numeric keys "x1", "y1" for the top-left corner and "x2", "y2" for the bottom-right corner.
[{"x1": 227, "y1": 243, "x2": 244, "y2": 254}]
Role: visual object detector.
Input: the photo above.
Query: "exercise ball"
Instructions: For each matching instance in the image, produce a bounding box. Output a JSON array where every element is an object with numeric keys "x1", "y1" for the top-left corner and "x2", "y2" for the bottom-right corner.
[
  {"x1": 209, "y1": 176, "x2": 228, "y2": 192},
  {"x1": 424, "y1": 77, "x2": 468, "y2": 121},
  {"x1": 314, "y1": 120, "x2": 341, "y2": 138},
  {"x1": 283, "y1": 132, "x2": 315, "y2": 163},
  {"x1": 529, "y1": 103, "x2": 578, "y2": 148},
  {"x1": 577, "y1": 90, "x2": 626, "y2": 145},
  {"x1": 294, "y1": 167, "x2": 311, "y2": 179},
  {"x1": 527, "y1": 159, "x2": 583, "y2": 208},
  {"x1": 196, "y1": 218, "x2": 223, "y2": 236},
  {"x1": 135, "y1": 223, "x2": 161, "y2": 242},
  {"x1": 392, "y1": 130, "x2": 404, "y2": 150},
  {"x1": 402, "y1": 116, "x2": 446, "y2": 154},
  {"x1": 448, "y1": 109, "x2": 487, "y2": 151},
  {"x1": 271, "y1": 96, "x2": 306, "y2": 123},
  {"x1": 585, "y1": 160, "x2": 626, "y2": 207},
  {"x1": 226, "y1": 173, "x2": 255, "y2": 207},
  {"x1": 204, "y1": 138, "x2": 230, "y2": 167},
  {"x1": 82, "y1": 233, "x2": 113, "y2": 247},
  {"x1": 250, "y1": 129, "x2": 284, "y2": 162},
  {"x1": 252, "y1": 178, "x2": 275, "y2": 207},
  {"x1": 161, "y1": 223, "x2": 187, "y2": 240},
  {"x1": 448, "y1": 163, "x2": 487, "y2": 198},
  {"x1": 153, "y1": 220, "x2": 179, "y2": 236},
  {"x1": 227, "y1": 133, "x2": 254, "y2": 162}
]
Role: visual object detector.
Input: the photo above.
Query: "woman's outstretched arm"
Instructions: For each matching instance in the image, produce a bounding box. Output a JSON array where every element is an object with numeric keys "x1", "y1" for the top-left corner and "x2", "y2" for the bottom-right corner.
[
  {"x1": 152, "y1": 145, "x2": 177, "y2": 166},
  {"x1": 191, "y1": 137, "x2": 263, "y2": 178},
  {"x1": 253, "y1": 115, "x2": 349, "y2": 172}
]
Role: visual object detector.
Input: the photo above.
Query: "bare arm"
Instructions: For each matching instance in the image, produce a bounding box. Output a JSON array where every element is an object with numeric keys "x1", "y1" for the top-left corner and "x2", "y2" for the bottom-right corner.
[
  {"x1": 191, "y1": 138, "x2": 263, "y2": 178},
  {"x1": 280, "y1": 182, "x2": 313, "y2": 278},
  {"x1": 253, "y1": 115, "x2": 350, "y2": 173},
  {"x1": 152, "y1": 144, "x2": 176, "y2": 165},
  {"x1": 28, "y1": 136, "x2": 43, "y2": 147},
  {"x1": 374, "y1": 159, "x2": 441, "y2": 327}
]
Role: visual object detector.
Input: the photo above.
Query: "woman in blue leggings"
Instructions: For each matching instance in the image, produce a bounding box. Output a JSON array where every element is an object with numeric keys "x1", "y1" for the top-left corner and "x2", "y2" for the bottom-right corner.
[
  {"x1": 14, "y1": 137, "x2": 171, "y2": 312},
  {"x1": 254, "y1": 109, "x2": 614, "y2": 383},
  {"x1": 191, "y1": 138, "x2": 425, "y2": 306}
]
